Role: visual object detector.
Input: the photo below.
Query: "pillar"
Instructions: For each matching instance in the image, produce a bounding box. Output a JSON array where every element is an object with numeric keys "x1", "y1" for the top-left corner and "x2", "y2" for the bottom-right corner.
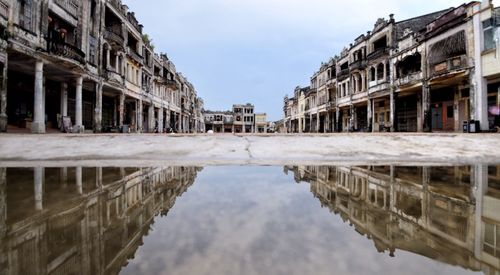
[
  {"x1": 473, "y1": 164, "x2": 488, "y2": 258},
  {"x1": 76, "y1": 166, "x2": 82, "y2": 195},
  {"x1": 349, "y1": 105, "x2": 355, "y2": 132},
  {"x1": 94, "y1": 82, "x2": 102, "y2": 133},
  {"x1": 335, "y1": 108, "x2": 340, "y2": 132},
  {"x1": 118, "y1": 91, "x2": 125, "y2": 129},
  {"x1": 60, "y1": 82, "x2": 68, "y2": 118},
  {"x1": 390, "y1": 90, "x2": 396, "y2": 132},
  {"x1": 96, "y1": 167, "x2": 103, "y2": 188},
  {"x1": 75, "y1": 76, "x2": 84, "y2": 133},
  {"x1": 60, "y1": 167, "x2": 68, "y2": 188},
  {"x1": 417, "y1": 93, "x2": 423, "y2": 132},
  {"x1": 32, "y1": 61, "x2": 45, "y2": 134},
  {"x1": 137, "y1": 99, "x2": 143, "y2": 133},
  {"x1": 148, "y1": 104, "x2": 154, "y2": 133},
  {"x1": 0, "y1": 168, "x2": 5, "y2": 237},
  {"x1": 0, "y1": 56, "x2": 8, "y2": 132},
  {"x1": 34, "y1": 167, "x2": 44, "y2": 210},
  {"x1": 422, "y1": 84, "x2": 431, "y2": 132},
  {"x1": 367, "y1": 99, "x2": 373, "y2": 132},
  {"x1": 472, "y1": 4, "x2": 489, "y2": 131},
  {"x1": 316, "y1": 113, "x2": 320, "y2": 133},
  {"x1": 158, "y1": 107, "x2": 164, "y2": 133}
]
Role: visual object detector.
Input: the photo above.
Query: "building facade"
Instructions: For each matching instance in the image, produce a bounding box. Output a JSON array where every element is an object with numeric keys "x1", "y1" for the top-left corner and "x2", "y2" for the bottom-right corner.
[
  {"x1": 0, "y1": 0, "x2": 204, "y2": 134},
  {"x1": 203, "y1": 103, "x2": 269, "y2": 133},
  {"x1": 284, "y1": 1, "x2": 500, "y2": 133}
]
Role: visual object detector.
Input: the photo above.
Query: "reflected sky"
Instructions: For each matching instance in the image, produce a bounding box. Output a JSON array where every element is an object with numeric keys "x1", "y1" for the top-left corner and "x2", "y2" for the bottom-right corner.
[{"x1": 1, "y1": 165, "x2": 498, "y2": 275}]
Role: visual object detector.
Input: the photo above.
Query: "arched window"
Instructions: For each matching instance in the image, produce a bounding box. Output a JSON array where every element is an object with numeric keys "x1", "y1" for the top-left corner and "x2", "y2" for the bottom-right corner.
[
  {"x1": 370, "y1": 67, "x2": 376, "y2": 81},
  {"x1": 377, "y1": 63, "x2": 385, "y2": 80}
]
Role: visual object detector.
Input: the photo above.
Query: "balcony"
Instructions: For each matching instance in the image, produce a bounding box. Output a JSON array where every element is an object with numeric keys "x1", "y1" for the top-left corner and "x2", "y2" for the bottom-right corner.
[
  {"x1": 430, "y1": 55, "x2": 468, "y2": 77},
  {"x1": 349, "y1": 59, "x2": 367, "y2": 71},
  {"x1": 54, "y1": 0, "x2": 79, "y2": 18},
  {"x1": 104, "y1": 27, "x2": 124, "y2": 47},
  {"x1": 104, "y1": 69, "x2": 123, "y2": 85},
  {"x1": 127, "y1": 48, "x2": 143, "y2": 64},
  {"x1": 0, "y1": 1, "x2": 8, "y2": 20},
  {"x1": 367, "y1": 47, "x2": 389, "y2": 61},
  {"x1": 395, "y1": 71, "x2": 423, "y2": 87},
  {"x1": 46, "y1": 37, "x2": 86, "y2": 64},
  {"x1": 336, "y1": 69, "x2": 349, "y2": 81}
]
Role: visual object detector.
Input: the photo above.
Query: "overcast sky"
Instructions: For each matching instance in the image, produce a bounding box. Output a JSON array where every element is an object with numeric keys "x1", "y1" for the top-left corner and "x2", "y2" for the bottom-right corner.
[{"x1": 124, "y1": 0, "x2": 497, "y2": 121}]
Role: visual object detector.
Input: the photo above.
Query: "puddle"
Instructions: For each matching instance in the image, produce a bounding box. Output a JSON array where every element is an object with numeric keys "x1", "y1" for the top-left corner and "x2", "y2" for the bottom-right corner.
[{"x1": 0, "y1": 165, "x2": 499, "y2": 274}]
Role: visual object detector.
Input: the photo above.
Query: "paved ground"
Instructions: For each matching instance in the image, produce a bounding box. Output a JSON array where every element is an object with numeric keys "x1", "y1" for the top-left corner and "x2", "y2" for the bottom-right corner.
[{"x1": 0, "y1": 133, "x2": 499, "y2": 167}]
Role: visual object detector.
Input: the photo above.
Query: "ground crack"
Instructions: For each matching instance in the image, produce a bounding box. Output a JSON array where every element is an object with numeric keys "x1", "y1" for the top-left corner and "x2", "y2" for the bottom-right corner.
[{"x1": 244, "y1": 137, "x2": 254, "y2": 159}]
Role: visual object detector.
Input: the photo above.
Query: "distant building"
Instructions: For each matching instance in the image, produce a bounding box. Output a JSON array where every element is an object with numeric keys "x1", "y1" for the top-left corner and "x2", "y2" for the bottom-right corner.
[
  {"x1": 204, "y1": 103, "x2": 267, "y2": 133},
  {"x1": 255, "y1": 113, "x2": 267, "y2": 133}
]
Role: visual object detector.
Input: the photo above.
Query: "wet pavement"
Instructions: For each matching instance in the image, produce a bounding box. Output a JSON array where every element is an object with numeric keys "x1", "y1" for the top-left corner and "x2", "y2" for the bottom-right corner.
[{"x1": 0, "y1": 165, "x2": 499, "y2": 274}]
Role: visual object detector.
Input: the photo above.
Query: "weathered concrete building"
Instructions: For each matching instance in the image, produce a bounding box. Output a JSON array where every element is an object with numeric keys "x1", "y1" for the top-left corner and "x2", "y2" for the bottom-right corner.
[
  {"x1": 204, "y1": 103, "x2": 268, "y2": 133},
  {"x1": 0, "y1": 166, "x2": 201, "y2": 274},
  {"x1": 285, "y1": 164, "x2": 500, "y2": 273},
  {"x1": 0, "y1": 0, "x2": 204, "y2": 134},
  {"x1": 284, "y1": 1, "x2": 499, "y2": 133}
]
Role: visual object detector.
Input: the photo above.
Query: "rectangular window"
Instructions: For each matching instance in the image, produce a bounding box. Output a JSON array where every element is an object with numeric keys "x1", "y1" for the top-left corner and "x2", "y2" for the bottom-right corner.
[
  {"x1": 483, "y1": 19, "x2": 496, "y2": 51},
  {"x1": 19, "y1": 0, "x2": 34, "y2": 32}
]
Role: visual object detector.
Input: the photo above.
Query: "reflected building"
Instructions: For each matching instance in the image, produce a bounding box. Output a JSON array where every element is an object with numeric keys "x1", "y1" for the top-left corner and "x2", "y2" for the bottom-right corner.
[
  {"x1": 284, "y1": 164, "x2": 500, "y2": 275},
  {"x1": 0, "y1": 166, "x2": 201, "y2": 275}
]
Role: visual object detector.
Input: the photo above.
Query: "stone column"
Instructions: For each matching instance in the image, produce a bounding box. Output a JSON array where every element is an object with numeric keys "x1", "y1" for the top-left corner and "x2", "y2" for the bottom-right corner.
[
  {"x1": 335, "y1": 108, "x2": 340, "y2": 132},
  {"x1": 76, "y1": 166, "x2": 83, "y2": 195},
  {"x1": 32, "y1": 61, "x2": 45, "y2": 134},
  {"x1": 137, "y1": 99, "x2": 143, "y2": 133},
  {"x1": 96, "y1": 167, "x2": 103, "y2": 188},
  {"x1": 316, "y1": 113, "x2": 320, "y2": 133},
  {"x1": 0, "y1": 56, "x2": 8, "y2": 132},
  {"x1": 390, "y1": 90, "x2": 396, "y2": 132},
  {"x1": 417, "y1": 94, "x2": 423, "y2": 132},
  {"x1": 422, "y1": 84, "x2": 431, "y2": 132},
  {"x1": 367, "y1": 99, "x2": 373, "y2": 132},
  {"x1": 349, "y1": 105, "x2": 354, "y2": 132},
  {"x1": 0, "y1": 168, "x2": 6, "y2": 237},
  {"x1": 119, "y1": 92, "x2": 125, "y2": 129},
  {"x1": 472, "y1": 4, "x2": 489, "y2": 131},
  {"x1": 473, "y1": 164, "x2": 488, "y2": 258},
  {"x1": 148, "y1": 104, "x2": 154, "y2": 133},
  {"x1": 75, "y1": 76, "x2": 84, "y2": 133},
  {"x1": 60, "y1": 167, "x2": 68, "y2": 188},
  {"x1": 94, "y1": 82, "x2": 103, "y2": 133},
  {"x1": 158, "y1": 107, "x2": 164, "y2": 133},
  {"x1": 34, "y1": 167, "x2": 44, "y2": 210},
  {"x1": 60, "y1": 83, "x2": 68, "y2": 118}
]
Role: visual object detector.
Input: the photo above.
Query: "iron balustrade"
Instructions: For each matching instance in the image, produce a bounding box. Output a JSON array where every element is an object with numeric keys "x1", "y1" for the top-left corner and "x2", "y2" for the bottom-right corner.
[{"x1": 46, "y1": 37, "x2": 86, "y2": 64}]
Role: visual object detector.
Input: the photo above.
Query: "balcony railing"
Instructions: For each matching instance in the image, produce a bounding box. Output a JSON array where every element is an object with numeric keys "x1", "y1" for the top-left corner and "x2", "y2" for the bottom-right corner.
[
  {"x1": 395, "y1": 71, "x2": 423, "y2": 87},
  {"x1": 337, "y1": 69, "x2": 349, "y2": 80},
  {"x1": 104, "y1": 27, "x2": 124, "y2": 46},
  {"x1": 46, "y1": 37, "x2": 86, "y2": 64},
  {"x1": 0, "y1": 1, "x2": 8, "y2": 20},
  {"x1": 127, "y1": 48, "x2": 143, "y2": 64},
  {"x1": 430, "y1": 55, "x2": 468, "y2": 77},
  {"x1": 367, "y1": 47, "x2": 389, "y2": 61},
  {"x1": 54, "y1": 0, "x2": 79, "y2": 18},
  {"x1": 349, "y1": 59, "x2": 367, "y2": 71}
]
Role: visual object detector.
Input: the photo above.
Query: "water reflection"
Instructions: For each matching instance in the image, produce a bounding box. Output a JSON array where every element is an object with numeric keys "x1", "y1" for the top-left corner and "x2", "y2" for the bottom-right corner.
[
  {"x1": 284, "y1": 165, "x2": 500, "y2": 275},
  {"x1": 0, "y1": 165, "x2": 499, "y2": 274},
  {"x1": 0, "y1": 167, "x2": 201, "y2": 275}
]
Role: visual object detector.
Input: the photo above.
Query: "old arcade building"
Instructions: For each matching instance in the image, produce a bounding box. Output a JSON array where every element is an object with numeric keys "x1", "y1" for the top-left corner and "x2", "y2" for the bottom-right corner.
[
  {"x1": 284, "y1": 1, "x2": 497, "y2": 133},
  {"x1": 284, "y1": 164, "x2": 500, "y2": 274},
  {"x1": 0, "y1": 0, "x2": 204, "y2": 134},
  {"x1": 0, "y1": 166, "x2": 201, "y2": 274}
]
